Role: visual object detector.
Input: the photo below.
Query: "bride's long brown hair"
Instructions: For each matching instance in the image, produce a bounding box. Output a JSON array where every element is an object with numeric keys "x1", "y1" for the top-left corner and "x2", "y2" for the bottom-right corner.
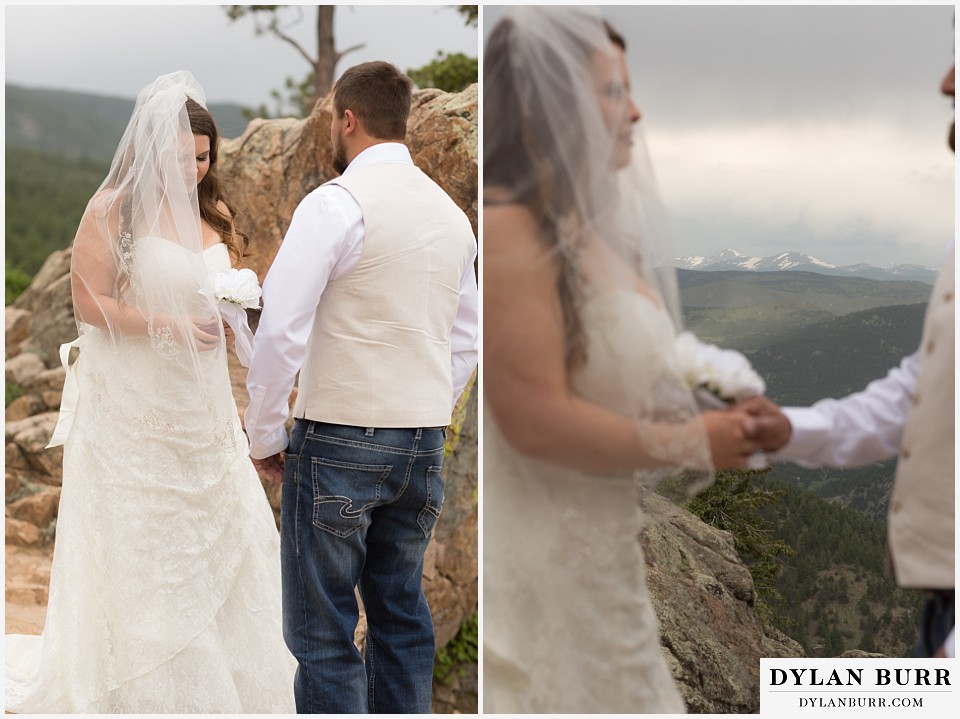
[
  {"x1": 484, "y1": 17, "x2": 626, "y2": 374},
  {"x1": 186, "y1": 98, "x2": 247, "y2": 264}
]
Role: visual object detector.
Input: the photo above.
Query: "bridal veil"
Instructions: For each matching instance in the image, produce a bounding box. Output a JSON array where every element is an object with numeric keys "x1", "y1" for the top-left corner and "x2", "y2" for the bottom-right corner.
[{"x1": 484, "y1": 6, "x2": 713, "y2": 488}]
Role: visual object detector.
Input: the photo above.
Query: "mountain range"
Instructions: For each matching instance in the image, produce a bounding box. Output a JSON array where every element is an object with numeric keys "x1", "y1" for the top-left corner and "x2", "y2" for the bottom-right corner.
[
  {"x1": 5, "y1": 83, "x2": 250, "y2": 163},
  {"x1": 676, "y1": 249, "x2": 938, "y2": 284}
]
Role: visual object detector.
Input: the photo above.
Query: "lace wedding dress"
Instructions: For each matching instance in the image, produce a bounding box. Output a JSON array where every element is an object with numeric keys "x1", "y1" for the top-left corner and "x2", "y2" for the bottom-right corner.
[
  {"x1": 5, "y1": 240, "x2": 296, "y2": 712},
  {"x1": 483, "y1": 288, "x2": 693, "y2": 714}
]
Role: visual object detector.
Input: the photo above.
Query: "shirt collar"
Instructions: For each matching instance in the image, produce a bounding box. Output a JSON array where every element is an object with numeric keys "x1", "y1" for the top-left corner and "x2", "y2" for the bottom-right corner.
[{"x1": 343, "y1": 142, "x2": 413, "y2": 175}]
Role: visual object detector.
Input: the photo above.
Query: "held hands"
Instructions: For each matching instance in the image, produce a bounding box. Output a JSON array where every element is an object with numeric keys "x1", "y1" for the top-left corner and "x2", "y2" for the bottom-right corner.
[
  {"x1": 700, "y1": 410, "x2": 759, "y2": 469},
  {"x1": 160, "y1": 315, "x2": 221, "y2": 351},
  {"x1": 701, "y1": 396, "x2": 793, "y2": 469},
  {"x1": 188, "y1": 318, "x2": 221, "y2": 351},
  {"x1": 734, "y1": 396, "x2": 792, "y2": 452},
  {"x1": 252, "y1": 453, "x2": 284, "y2": 483}
]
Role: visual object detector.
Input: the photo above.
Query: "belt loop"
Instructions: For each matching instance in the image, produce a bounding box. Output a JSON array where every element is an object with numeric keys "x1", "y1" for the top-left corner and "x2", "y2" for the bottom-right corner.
[{"x1": 365, "y1": 427, "x2": 375, "y2": 437}]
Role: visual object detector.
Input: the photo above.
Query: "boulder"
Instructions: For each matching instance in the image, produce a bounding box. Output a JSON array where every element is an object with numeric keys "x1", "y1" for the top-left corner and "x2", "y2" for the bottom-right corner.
[
  {"x1": 14, "y1": 248, "x2": 72, "y2": 313},
  {"x1": 22, "y1": 366, "x2": 67, "y2": 397},
  {"x1": 7, "y1": 249, "x2": 77, "y2": 368},
  {"x1": 9, "y1": 488, "x2": 61, "y2": 529},
  {"x1": 22, "y1": 274, "x2": 77, "y2": 369},
  {"x1": 6, "y1": 472, "x2": 23, "y2": 500},
  {"x1": 6, "y1": 306, "x2": 32, "y2": 354},
  {"x1": 5, "y1": 393, "x2": 47, "y2": 423},
  {"x1": 640, "y1": 491, "x2": 804, "y2": 714},
  {"x1": 5, "y1": 518, "x2": 43, "y2": 548},
  {"x1": 4, "y1": 546, "x2": 52, "y2": 607},
  {"x1": 5, "y1": 353, "x2": 46, "y2": 386},
  {"x1": 5, "y1": 412, "x2": 59, "y2": 444},
  {"x1": 4, "y1": 442, "x2": 30, "y2": 472},
  {"x1": 6, "y1": 412, "x2": 62, "y2": 479},
  {"x1": 219, "y1": 85, "x2": 478, "y2": 281}
]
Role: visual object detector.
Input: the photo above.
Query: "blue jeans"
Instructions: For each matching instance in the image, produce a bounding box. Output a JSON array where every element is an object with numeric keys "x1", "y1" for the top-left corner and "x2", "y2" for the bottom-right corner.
[
  {"x1": 912, "y1": 590, "x2": 954, "y2": 658},
  {"x1": 280, "y1": 419, "x2": 445, "y2": 713}
]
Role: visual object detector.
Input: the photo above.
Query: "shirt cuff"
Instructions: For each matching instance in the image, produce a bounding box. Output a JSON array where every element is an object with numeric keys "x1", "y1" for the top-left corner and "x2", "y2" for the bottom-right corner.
[
  {"x1": 767, "y1": 406, "x2": 830, "y2": 468},
  {"x1": 245, "y1": 384, "x2": 291, "y2": 459},
  {"x1": 249, "y1": 426, "x2": 289, "y2": 461}
]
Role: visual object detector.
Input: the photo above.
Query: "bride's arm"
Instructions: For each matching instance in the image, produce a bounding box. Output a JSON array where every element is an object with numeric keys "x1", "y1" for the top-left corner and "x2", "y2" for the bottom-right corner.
[
  {"x1": 71, "y1": 201, "x2": 217, "y2": 348},
  {"x1": 71, "y1": 201, "x2": 152, "y2": 336},
  {"x1": 484, "y1": 203, "x2": 755, "y2": 473}
]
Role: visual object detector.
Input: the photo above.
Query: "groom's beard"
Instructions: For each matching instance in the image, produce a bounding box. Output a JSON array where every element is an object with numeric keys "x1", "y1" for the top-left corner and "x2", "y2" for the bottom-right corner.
[{"x1": 332, "y1": 133, "x2": 348, "y2": 175}]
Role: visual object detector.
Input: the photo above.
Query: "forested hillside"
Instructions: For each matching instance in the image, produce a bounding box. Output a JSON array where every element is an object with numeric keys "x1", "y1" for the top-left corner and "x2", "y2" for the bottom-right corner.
[
  {"x1": 756, "y1": 475, "x2": 923, "y2": 656},
  {"x1": 679, "y1": 297, "x2": 930, "y2": 658},
  {"x1": 6, "y1": 148, "x2": 109, "y2": 275}
]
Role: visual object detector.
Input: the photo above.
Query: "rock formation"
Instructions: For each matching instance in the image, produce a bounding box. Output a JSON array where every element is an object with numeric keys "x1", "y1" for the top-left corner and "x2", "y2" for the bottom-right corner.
[
  {"x1": 219, "y1": 85, "x2": 478, "y2": 279},
  {"x1": 640, "y1": 490, "x2": 805, "y2": 713}
]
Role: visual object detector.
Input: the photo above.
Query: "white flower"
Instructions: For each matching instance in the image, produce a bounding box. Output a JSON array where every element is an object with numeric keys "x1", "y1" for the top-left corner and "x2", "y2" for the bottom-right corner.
[
  {"x1": 211, "y1": 268, "x2": 261, "y2": 310},
  {"x1": 673, "y1": 331, "x2": 765, "y2": 404}
]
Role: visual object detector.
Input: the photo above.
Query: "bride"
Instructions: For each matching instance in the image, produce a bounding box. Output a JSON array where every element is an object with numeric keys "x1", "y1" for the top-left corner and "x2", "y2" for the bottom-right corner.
[
  {"x1": 5, "y1": 72, "x2": 296, "y2": 712},
  {"x1": 483, "y1": 7, "x2": 759, "y2": 713}
]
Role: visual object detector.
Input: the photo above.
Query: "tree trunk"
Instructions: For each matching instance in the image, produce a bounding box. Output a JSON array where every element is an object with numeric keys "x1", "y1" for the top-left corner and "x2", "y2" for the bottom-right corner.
[{"x1": 315, "y1": 5, "x2": 336, "y2": 102}]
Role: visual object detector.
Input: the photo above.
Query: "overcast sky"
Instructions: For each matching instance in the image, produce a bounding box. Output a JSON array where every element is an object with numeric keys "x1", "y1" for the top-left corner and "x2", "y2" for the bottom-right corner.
[
  {"x1": 4, "y1": 4, "x2": 478, "y2": 107},
  {"x1": 484, "y1": 5, "x2": 956, "y2": 269}
]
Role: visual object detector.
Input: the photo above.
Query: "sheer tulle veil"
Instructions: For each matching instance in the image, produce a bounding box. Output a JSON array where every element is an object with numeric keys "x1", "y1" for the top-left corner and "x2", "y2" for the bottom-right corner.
[
  {"x1": 484, "y1": 6, "x2": 714, "y2": 493},
  {"x1": 68, "y1": 71, "x2": 223, "y2": 399}
]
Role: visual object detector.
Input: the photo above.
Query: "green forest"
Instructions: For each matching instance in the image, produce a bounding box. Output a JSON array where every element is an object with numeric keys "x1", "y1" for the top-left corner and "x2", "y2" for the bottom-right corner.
[
  {"x1": 683, "y1": 297, "x2": 928, "y2": 659},
  {"x1": 757, "y1": 474, "x2": 923, "y2": 656},
  {"x1": 6, "y1": 147, "x2": 109, "y2": 277}
]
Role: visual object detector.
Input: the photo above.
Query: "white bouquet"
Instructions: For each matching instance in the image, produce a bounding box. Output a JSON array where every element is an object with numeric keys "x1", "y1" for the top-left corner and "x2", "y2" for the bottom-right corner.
[
  {"x1": 673, "y1": 331, "x2": 765, "y2": 409},
  {"x1": 206, "y1": 269, "x2": 261, "y2": 367},
  {"x1": 212, "y1": 268, "x2": 262, "y2": 309}
]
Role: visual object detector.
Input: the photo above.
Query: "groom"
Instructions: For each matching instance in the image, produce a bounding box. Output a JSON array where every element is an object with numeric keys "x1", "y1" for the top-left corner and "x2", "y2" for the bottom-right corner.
[{"x1": 244, "y1": 61, "x2": 479, "y2": 713}]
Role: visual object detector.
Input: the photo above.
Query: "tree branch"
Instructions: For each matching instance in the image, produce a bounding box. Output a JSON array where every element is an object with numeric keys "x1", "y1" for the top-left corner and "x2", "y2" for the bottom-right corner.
[
  {"x1": 335, "y1": 42, "x2": 366, "y2": 64},
  {"x1": 272, "y1": 27, "x2": 316, "y2": 67}
]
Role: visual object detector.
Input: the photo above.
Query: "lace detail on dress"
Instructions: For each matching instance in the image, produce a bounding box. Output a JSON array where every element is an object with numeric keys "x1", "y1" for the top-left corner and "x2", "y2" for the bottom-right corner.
[
  {"x1": 147, "y1": 321, "x2": 178, "y2": 359},
  {"x1": 484, "y1": 287, "x2": 702, "y2": 714}
]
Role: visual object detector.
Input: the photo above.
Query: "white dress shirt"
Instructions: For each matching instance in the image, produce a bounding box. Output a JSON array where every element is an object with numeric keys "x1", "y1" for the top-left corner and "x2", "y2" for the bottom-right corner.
[
  {"x1": 773, "y1": 351, "x2": 919, "y2": 469},
  {"x1": 245, "y1": 143, "x2": 479, "y2": 459}
]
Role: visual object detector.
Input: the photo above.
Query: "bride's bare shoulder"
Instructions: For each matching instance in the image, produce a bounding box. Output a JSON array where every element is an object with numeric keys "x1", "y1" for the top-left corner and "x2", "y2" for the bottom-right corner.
[{"x1": 483, "y1": 187, "x2": 543, "y2": 259}]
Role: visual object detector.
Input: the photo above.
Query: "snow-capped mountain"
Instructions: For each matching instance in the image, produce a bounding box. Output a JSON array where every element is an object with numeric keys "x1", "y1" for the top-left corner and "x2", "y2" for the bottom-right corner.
[{"x1": 675, "y1": 250, "x2": 937, "y2": 284}]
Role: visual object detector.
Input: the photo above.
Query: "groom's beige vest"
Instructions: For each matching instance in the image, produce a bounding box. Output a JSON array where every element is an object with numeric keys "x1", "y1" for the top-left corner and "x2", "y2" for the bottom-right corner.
[
  {"x1": 291, "y1": 160, "x2": 475, "y2": 428},
  {"x1": 887, "y1": 247, "x2": 955, "y2": 589}
]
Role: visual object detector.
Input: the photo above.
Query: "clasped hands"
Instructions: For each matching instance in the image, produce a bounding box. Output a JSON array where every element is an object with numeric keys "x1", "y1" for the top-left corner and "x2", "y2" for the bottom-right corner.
[
  {"x1": 165, "y1": 316, "x2": 234, "y2": 351},
  {"x1": 252, "y1": 453, "x2": 285, "y2": 483},
  {"x1": 735, "y1": 395, "x2": 792, "y2": 453},
  {"x1": 703, "y1": 396, "x2": 793, "y2": 469}
]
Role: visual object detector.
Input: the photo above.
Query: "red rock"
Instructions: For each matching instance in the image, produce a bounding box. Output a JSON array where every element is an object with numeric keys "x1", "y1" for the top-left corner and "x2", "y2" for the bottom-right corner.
[
  {"x1": 5, "y1": 518, "x2": 42, "y2": 547},
  {"x1": 10, "y1": 489, "x2": 61, "y2": 529}
]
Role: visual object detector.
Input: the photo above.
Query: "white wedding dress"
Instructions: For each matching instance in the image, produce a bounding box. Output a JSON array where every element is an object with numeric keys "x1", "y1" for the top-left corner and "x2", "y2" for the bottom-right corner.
[
  {"x1": 5, "y1": 240, "x2": 296, "y2": 713},
  {"x1": 483, "y1": 288, "x2": 693, "y2": 714}
]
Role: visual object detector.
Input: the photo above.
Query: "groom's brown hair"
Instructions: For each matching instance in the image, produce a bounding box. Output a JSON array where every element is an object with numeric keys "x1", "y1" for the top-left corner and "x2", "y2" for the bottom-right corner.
[{"x1": 333, "y1": 61, "x2": 413, "y2": 141}]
